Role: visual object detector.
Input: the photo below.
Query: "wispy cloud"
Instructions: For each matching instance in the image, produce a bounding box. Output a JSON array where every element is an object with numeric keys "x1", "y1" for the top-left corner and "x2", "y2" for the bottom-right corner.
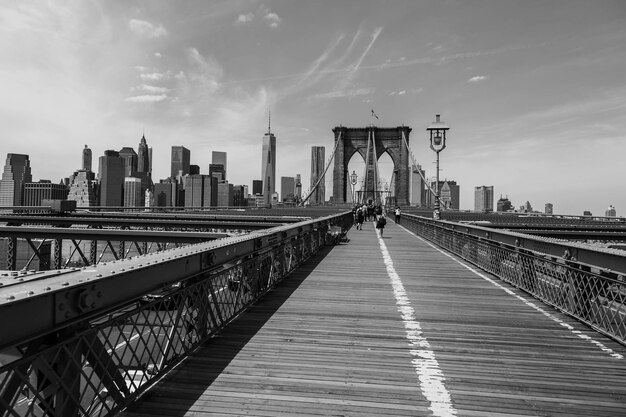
[
  {"x1": 312, "y1": 88, "x2": 375, "y2": 100},
  {"x1": 140, "y1": 72, "x2": 169, "y2": 81},
  {"x1": 468, "y1": 75, "x2": 489, "y2": 83},
  {"x1": 128, "y1": 19, "x2": 168, "y2": 38},
  {"x1": 125, "y1": 94, "x2": 168, "y2": 103},
  {"x1": 236, "y1": 12, "x2": 254, "y2": 24},
  {"x1": 136, "y1": 84, "x2": 169, "y2": 93},
  {"x1": 263, "y1": 12, "x2": 281, "y2": 28}
]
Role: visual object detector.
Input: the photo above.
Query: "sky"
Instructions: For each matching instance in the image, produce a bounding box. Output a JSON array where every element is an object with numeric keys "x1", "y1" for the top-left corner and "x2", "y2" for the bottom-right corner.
[{"x1": 1, "y1": 0, "x2": 625, "y2": 215}]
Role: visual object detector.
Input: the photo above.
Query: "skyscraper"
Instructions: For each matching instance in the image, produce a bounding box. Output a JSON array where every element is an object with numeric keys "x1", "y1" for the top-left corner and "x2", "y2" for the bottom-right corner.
[
  {"x1": 98, "y1": 150, "x2": 124, "y2": 206},
  {"x1": 295, "y1": 174, "x2": 302, "y2": 201},
  {"x1": 212, "y1": 151, "x2": 227, "y2": 181},
  {"x1": 119, "y1": 147, "x2": 138, "y2": 177},
  {"x1": 474, "y1": 185, "x2": 494, "y2": 212},
  {"x1": 281, "y1": 176, "x2": 295, "y2": 202},
  {"x1": 410, "y1": 164, "x2": 426, "y2": 207},
  {"x1": 138, "y1": 134, "x2": 150, "y2": 174},
  {"x1": 171, "y1": 146, "x2": 190, "y2": 180},
  {"x1": 0, "y1": 153, "x2": 32, "y2": 206},
  {"x1": 252, "y1": 180, "x2": 262, "y2": 196},
  {"x1": 606, "y1": 205, "x2": 617, "y2": 217},
  {"x1": 310, "y1": 146, "x2": 325, "y2": 205},
  {"x1": 124, "y1": 177, "x2": 143, "y2": 207},
  {"x1": 209, "y1": 164, "x2": 225, "y2": 182},
  {"x1": 545, "y1": 203, "x2": 554, "y2": 215},
  {"x1": 23, "y1": 181, "x2": 68, "y2": 206},
  {"x1": 67, "y1": 170, "x2": 97, "y2": 207},
  {"x1": 184, "y1": 174, "x2": 217, "y2": 207},
  {"x1": 261, "y1": 128, "x2": 276, "y2": 206},
  {"x1": 82, "y1": 145, "x2": 92, "y2": 171}
]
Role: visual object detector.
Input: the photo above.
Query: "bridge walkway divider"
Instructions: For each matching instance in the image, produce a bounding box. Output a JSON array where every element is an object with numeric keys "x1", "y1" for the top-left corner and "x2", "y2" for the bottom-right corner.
[{"x1": 121, "y1": 217, "x2": 626, "y2": 416}]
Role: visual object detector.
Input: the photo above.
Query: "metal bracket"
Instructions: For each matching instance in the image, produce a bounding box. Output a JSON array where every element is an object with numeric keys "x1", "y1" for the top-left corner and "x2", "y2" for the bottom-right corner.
[{"x1": 54, "y1": 284, "x2": 102, "y2": 323}]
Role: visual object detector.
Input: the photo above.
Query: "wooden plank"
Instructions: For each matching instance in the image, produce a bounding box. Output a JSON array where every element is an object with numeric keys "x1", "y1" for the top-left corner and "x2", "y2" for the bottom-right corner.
[{"x1": 121, "y1": 220, "x2": 626, "y2": 416}]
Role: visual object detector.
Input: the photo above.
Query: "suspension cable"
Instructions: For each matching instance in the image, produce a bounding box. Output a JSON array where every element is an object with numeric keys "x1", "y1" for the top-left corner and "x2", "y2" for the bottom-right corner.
[{"x1": 400, "y1": 129, "x2": 443, "y2": 208}]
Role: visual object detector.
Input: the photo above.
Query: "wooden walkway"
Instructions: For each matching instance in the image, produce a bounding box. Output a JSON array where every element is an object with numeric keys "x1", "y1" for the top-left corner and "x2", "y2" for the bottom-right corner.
[{"x1": 121, "y1": 219, "x2": 626, "y2": 416}]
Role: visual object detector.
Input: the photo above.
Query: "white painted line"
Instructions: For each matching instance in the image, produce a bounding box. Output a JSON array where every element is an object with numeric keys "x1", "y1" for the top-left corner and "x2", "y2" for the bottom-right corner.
[
  {"x1": 377, "y1": 230, "x2": 458, "y2": 417},
  {"x1": 398, "y1": 225, "x2": 624, "y2": 360}
]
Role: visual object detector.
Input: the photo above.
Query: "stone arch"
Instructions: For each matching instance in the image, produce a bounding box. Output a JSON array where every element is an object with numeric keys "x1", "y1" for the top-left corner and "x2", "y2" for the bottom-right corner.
[{"x1": 332, "y1": 125, "x2": 411, "y2": 205}]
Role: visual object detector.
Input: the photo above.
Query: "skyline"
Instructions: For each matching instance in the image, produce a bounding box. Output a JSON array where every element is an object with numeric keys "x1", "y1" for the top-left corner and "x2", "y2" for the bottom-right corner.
[{"x1": 1, "y1": 1, "x2": 625, "y2": 215}]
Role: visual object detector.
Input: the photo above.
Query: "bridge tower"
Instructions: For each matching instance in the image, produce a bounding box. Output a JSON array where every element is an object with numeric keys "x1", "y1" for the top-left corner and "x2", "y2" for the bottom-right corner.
[{"x1": 332, "y1": 125, "x2": 411, "y2": 205}]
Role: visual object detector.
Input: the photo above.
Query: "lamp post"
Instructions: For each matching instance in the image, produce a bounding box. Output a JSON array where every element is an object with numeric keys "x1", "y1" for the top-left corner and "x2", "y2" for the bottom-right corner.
[
  {"x1": 349, "y1": 170, "x2": 358, "y2": 205},
  {"x1": 427, "y1": 114, "x2": 449, "y2": 220}
]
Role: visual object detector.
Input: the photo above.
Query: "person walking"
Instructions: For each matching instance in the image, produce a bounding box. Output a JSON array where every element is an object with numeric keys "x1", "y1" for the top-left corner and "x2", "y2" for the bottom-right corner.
[
  {"x1": 395, "y1": 206, "x2": 401, "y2": 224},
  {"x1": 376, "y1": 213, "x2": 386, "y2": 237},
  {"x1": 356, "y1": 207, "x2": 365, "y2": 230}
]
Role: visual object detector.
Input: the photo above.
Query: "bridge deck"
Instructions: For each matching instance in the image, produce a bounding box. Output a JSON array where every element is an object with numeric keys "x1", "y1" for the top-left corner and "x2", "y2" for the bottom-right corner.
[{"x1": 121, "y1": 220, "x2": 626, "y2": 416}]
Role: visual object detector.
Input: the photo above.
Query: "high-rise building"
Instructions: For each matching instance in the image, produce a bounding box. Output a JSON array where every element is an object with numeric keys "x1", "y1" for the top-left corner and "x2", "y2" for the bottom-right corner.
[
  {"x1": 523, "y1": 201, "x2": 533, "y2": 213},
  {"x1": 154, "y1": 180, "x2": 177, "y2": 207},
  {"x1": 82, "y1": 145, "x2": 92, "y2": 171},
  {"x1": 606, "y1": 205, "x2": 617, "y2": 217},
  {"x1": 310, "y1": 146, "x2": 325, "y2": 205},
  {"x1": 429, "y1": 180, "x2": 459, "y2": 210},
  {"x1": 209, "y1": 164, "x2": 225, "y2": 182},
  {"x1": 496, "y1": 195, "x2": 512, "y2": 212},
  {"x1": 184, "y1": 174, "x2": 217, "y2": 207},
  {"x1": 281, "y1": 176, "x2": 295, "y2": 202},
  {"x1": 189, "y1": 165, "x2": 200, "y2": 175},
  {"x1": 138, "y1": 134, "x2": 150, "y2": 174},
  {"x1": 545, "y1": 203, "x2": 554, "y2": 215},
  {"x1": 233, "y1": 185, "x2": 246, "y2": 207},
  {"x1": 67, "y1": 170, "x2": 98, "y2": 207},
  {"x1": 474, "y1": 185, "x2": 494, "y2": 212},
  {"x1": 124, "y1": 177, "x2": 143, "y2": 207},
  {"x1": 217, "y1": 182, "x2": 234, "y2": 207},
  {"x1": 261, "y1": 129, "x2": 276, "y2": 206},
  {"x1": 0, "y1": 153, "x2": 32, "y2": 206},
  {"x1": 212, "y1": 151, "x2": 227, "y2": 181},
  {"x1": 119, "y1": 147, "x2": 138, "y2": 177},
  {"x1": 171, "y1": 146, "x2": 191, "y2": 180},
  {"x1": 252, "y1": 180, "x2": 263, "y2": 196},
  {"x1": 98, "y1": 150, "x2": 124, "y2": 206},
  {"x1": 295, "y1": 174, "x2": 302, "y2": 201},
  {"x1": 23, "y1": 181, "x2": 68, "y2": 206},
  {"x1": 410, "y1": 164, "x2": 426, "y2": 207}
]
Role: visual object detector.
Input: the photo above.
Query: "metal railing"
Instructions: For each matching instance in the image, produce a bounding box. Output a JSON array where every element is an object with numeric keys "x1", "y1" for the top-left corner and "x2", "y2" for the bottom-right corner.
[
  {"x1": 403, "y1": 214, "x2": 626, "y2": 345},
  {"x1": 0, "y1": 212, "x2": 352, "y2": 417}
]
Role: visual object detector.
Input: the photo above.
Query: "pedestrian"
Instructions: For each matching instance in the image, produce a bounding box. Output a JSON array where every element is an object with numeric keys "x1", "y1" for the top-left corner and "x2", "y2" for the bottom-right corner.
[
  {"x1": 395, "y1": 206, "x2": 401, "y2": 224},
  {"x1": 376, "y1": 213, "x2": 386, "y2": 237},
  {"x1": 356, "y1": 207, "x2": 365, "y2": 230}
]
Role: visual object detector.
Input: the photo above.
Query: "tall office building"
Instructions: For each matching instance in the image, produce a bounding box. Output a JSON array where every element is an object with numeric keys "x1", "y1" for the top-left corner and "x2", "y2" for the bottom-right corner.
[
  {"x1": 82, "y1": 145, "x2": 92, "y2": 171},
  {"x1": 67, "y1": 170, "x2": 98, "y2": 207},
  {"x1": 154, "y1": 180, "x2": 177, "y2": 207},
  {"x1": 281, "y1": 176, "x2": 295, "y2": 202},
  {"x1": 410, "y1": 164, "x2": 426, "y2": 207},
  {"x1": 184, "y1": 174, "x2": 217, "y2": 207},
  {"x1": 0, "y1": 153, "x2": 32, "y2": 206},
  {"x1": 474, "y1": 185, "x2": 494, "y2": 212},
  {"x1": 252, "y1": 180, "x2": 263, "y2": 196},
  {"x1": 119, "y1": 147, "x2": 138, "y2": 177},
  {"x1": 497, "y1": 195, "x2": 512, "y2": 212},
  {"x1": 545, "y1": 203, "x2": 554, "y2": 215},
  {"x1": 138, "y1": 134, "x2": 150, "y2": 174},
  {"x1": 209, "y1": 164, "x2": 225, "y2": 182},
  {"x1": 217, "y1": 182, "x2": 234, "y2": 207},
  {"x1": 171, "y1": 146, "x2": 191, "y2": 181},
  {"x1": 261, "y1": 128, "x2": 276, "y2": 205},
  {"x1": 310, "y1": 146, "x2": 325, "y2": 205},
  {"x1": 23, "y1": 181, "x2": 68, "y2": 206},
  {"x1": 295, "y1": 174, "x2": 302, "y2": 201},
  {"x1": 98, "y1": 150, "x2": 124, "y2": 206},
  {"x1": 212, "y1": 151, "x2": 227, "y2": 181},
  {"x1": 124, "y1": 177, "x2": 143, "y2": 207}
]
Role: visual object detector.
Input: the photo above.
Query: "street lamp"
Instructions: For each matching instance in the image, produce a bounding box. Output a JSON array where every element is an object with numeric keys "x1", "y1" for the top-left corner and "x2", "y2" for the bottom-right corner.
[
  {"x1": 427, "y1": 114, "x2": 449, "y2": 220},
  {"x1": 349, "y1": 170, "x2": 358, "y2": 205}
]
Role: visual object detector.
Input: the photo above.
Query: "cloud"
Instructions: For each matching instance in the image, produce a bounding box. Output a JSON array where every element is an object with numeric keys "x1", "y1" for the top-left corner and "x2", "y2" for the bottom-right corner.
[
  {"x1": 140, "y1": 72, "x2": 168, "y2": 81},
  {"x1": 128, "y1": 19, "x2": 168, "y2": 38},
  {"x1": 236, "y1": 12, "x2": 254, "y2": 24},
  {"x1": 312, "y1": 88, "x2": 375, "y2": 100},
  {"x1": 124, "y1": 94, "x2": 168, "y2": 103},
  {"x1": 235, "y1": 6, "x2": 282, "y2": 28},
  {"x1": 154, "y1": 52, "x2": 162, "y2": 58},
  {"x1": 468, "y1": 75, "x2": 489, "y2": 83},
  {"x1": 137, "y1": 84, "x2": 169, "y2": 93},
  {"x1": 263, "y1": 12, "x2": 281, "y2": 28}
]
